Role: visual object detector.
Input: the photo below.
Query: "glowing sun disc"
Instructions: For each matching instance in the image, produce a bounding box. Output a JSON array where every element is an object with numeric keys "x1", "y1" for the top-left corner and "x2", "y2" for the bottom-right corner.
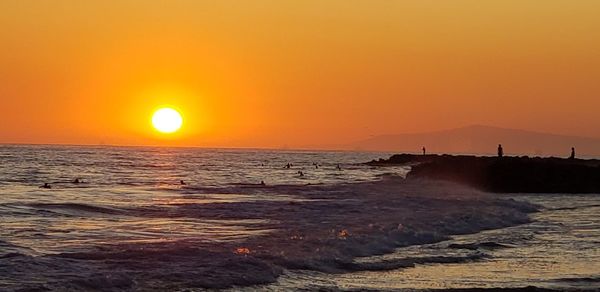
[{"x1": 152, "y1": 108, "x2": 183, "y2": 133}]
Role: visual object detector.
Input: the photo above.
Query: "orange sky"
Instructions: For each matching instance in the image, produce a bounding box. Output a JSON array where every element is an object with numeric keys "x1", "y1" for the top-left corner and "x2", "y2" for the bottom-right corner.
[{"x1": 1, "y1": 1, "x2": 600, "y2": 149}]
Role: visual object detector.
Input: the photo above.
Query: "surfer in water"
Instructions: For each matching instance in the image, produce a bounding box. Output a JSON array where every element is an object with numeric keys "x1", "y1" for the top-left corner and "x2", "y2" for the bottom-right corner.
[{"x1": 40, "y1": 183, "x2": 51, "y2": 189}]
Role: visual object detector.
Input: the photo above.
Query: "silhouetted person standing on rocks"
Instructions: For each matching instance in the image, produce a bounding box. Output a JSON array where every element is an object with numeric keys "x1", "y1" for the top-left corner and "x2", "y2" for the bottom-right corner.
[
  {"x1": 422, "y1": 147, "x2": 426, "y2": 155},
  {"x1": 569, "y1": 147, "x2": 576, "y2": 159},
  {"x1": 497, "y1": 144, "x2": 504, "y2": 158}
]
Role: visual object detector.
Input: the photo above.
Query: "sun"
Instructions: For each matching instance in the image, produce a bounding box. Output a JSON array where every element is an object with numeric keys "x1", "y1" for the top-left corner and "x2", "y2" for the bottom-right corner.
[{"x1": 152, "y1": 107, "x2": 183, "y2": 134}]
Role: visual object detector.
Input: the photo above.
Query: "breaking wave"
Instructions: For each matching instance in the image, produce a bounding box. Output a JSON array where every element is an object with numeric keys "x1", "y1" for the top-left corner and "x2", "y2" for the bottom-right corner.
[{"x1": 0, "y1": 178, "x2": 538, "y2": 291}]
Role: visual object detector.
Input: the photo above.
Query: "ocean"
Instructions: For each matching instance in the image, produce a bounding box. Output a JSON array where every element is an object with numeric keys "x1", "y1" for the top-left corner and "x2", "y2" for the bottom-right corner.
[
  {"x1": 264, "y1": 194, "x2": 600, "y2": 291},
  {"x1": 1, "y1": 145, "x2": 599, "y2": 291}
]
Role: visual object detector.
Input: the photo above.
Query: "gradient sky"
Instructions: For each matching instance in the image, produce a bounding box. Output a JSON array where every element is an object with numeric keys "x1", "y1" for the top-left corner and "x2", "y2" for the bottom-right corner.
[{"x1": 1, "y1": 1, "x2": 599, "y2": 148}]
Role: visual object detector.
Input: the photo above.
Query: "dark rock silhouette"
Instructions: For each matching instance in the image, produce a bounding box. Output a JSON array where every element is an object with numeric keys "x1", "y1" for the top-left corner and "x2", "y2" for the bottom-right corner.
[{"x1": 369, "y1": 154, "x2": 600, "y2": 193}]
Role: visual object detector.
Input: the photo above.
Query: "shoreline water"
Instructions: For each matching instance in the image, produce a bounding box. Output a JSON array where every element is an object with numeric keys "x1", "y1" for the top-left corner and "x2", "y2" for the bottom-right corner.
[
  {"x1": 3, "y1": 146, "x2": 595, "y2": 291},
  {"x1": 255, "y1": 191, "x2": 600, "y2": 292},
  {"x1": 1, "y1": 177, "x2": 538, "y2": 290}
]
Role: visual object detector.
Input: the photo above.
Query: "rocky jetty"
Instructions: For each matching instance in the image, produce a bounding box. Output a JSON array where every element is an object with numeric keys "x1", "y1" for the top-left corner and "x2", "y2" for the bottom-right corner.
[{"x1": 369, "y1": 154, "x2": 600, "y2": 193}]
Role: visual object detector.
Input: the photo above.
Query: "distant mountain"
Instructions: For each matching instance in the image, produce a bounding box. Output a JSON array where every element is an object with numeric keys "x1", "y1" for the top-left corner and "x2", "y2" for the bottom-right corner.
[{"x1": 351, "y1": 125, "x2": 600, "y2": 157}]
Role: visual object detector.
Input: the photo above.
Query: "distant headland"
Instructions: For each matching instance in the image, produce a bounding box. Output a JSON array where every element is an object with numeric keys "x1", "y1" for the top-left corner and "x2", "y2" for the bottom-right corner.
[
  {"x1": 352, "y1": 125, "x2": 600, "y2": 156},
  {"x1": 369, "y1": 154, "x2": 600, "y2": 193}
]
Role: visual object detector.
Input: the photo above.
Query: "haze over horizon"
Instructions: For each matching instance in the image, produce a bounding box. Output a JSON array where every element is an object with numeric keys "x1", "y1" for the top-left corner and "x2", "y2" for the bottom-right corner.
[
  {"x1": 4, "y1": 124, "x2": 600, "y2": 159},
  {"x1": 350, "y1": 124, "x2": 600, "y2": 157},
  {"x1": 2, "y1": 1, "x2": 600, "y2": 149}
]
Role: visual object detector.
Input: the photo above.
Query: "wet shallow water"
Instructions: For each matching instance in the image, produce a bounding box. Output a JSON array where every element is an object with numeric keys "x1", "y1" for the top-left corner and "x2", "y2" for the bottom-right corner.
[{"x1": 254, "y1": 194, "x2": 600, "y2": 291}]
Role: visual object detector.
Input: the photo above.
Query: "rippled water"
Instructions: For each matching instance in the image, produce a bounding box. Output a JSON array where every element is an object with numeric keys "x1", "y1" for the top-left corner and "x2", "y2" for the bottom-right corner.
[
  {"x1": 0, "y1": 145, "x2": 396, "y2": 188},
  {"x1": 0, "y1": 145, "x2": 398, "y2": 256},
  {"x1": 1, "y1": 145, "x2": 599, "y2": 291},
  {"x1": 260, "y1": 194, "x2": 600, "y2": 290}
]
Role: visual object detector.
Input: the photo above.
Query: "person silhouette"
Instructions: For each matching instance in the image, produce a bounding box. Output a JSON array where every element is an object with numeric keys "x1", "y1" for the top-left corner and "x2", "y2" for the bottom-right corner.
[
  {"x1": 180, "y1": 180, "x2": 186, "y2": 185},
  {"x1": 569, "y1": 147, "x2": 575, "y2": 159},
  {"x1": 422, "y1": 146, "x2": 426, "y2": 155},
  {"x1": 497, "y1": 144, "x2": 504, "y2": 158},
  {"x1": 40, "y1": 183, "x2": 51, "y2": 189}
]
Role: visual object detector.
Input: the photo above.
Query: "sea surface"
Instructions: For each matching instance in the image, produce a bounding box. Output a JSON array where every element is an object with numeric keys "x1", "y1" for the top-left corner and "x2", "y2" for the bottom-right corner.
[
  {"x1": 0, "y1": 146, "x2": 399, "y2": 254},
  {"x1": 262, "y1": 194, "x2": 600, "y2": 291},
  {"x1": 1, "y1": 145, "x2": 599, "y2": 291}
]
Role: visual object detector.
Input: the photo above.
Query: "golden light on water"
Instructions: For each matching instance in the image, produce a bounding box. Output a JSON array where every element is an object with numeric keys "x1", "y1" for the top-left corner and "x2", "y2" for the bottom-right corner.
[{"x1": 152, "y1": 108, "x2": 183, "y2": 134}]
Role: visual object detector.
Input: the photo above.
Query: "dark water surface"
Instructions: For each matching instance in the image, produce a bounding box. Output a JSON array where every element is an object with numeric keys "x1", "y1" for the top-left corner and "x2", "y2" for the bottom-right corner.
[
  {"x1": 0, "y1": 146, "x2": 404, "y2": 254},
  {"x1": 257, "y1": 194, "x2": 600, "y2": 291},
  {"x1": 1, "y1": 145, "x2": 598, "y2": 291}
]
